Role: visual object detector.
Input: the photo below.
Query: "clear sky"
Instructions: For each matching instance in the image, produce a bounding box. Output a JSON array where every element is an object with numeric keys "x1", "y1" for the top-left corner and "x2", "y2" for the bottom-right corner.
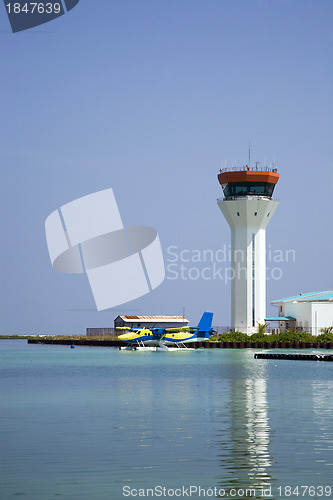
[{"x1": 0, "y1": 0, "x2": 332, "y2": 334}]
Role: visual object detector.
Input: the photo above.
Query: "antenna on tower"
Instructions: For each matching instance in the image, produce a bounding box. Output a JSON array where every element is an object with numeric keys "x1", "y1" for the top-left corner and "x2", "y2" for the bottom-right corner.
[{"x1": 248, "y1": 141, "x2": 251, "y2": 168}]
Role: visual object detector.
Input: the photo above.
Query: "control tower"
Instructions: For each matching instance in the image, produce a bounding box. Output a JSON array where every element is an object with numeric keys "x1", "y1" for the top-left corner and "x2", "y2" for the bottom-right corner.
[{"x1": 217, "y1": 166, "x2": 279, "y2": 334}]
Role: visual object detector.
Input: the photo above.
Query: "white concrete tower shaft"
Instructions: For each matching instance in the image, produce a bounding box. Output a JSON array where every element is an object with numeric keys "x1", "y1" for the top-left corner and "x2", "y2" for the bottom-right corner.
[{"x1": 217, "y1": 168, "x2": 279, "y2": 334}]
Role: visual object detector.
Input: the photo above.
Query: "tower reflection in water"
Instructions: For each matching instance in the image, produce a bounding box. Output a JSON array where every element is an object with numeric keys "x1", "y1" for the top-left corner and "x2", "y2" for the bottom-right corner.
[{"x1": 217, "y1": 363, "x2": 274, "y2": 496}]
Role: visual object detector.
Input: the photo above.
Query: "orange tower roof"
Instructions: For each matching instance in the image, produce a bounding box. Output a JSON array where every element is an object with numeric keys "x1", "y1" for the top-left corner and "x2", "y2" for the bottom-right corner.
[{"x1": 218, "y1": 169, "x2": 279, "y2": 186}]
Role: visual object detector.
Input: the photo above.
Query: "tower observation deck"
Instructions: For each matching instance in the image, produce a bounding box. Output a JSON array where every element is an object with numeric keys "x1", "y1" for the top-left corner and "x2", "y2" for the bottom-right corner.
[
  {"x1": 218, "y1": 166, "x2": 279, "y2": 200},
  {"x1": 217, "y1": 166, "x2": 279, "y2": 334}
]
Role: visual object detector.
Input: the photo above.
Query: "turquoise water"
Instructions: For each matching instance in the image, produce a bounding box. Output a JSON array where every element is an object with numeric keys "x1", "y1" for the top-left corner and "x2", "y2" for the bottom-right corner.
[{"x1": 0, "y1": 340, "x2": 332, "y2": 500}]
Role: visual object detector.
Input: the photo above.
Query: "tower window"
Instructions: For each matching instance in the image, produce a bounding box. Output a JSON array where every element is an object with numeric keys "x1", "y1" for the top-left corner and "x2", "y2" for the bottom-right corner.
[
  {"x1": 222, "y1": 182, "x2": 275, "y2": 198},
  {"x1": 254, "y1": 212, "x2": 257, "y2": 216},
  {"x1": 237, "y1": 212, "x2": 240, "y2": 216}
]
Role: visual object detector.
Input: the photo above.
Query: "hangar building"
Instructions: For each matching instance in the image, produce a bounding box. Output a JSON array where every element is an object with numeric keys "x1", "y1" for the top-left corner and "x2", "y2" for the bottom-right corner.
[{"x1": 267, "y1": 291, "x2": 333, "y2": 335}]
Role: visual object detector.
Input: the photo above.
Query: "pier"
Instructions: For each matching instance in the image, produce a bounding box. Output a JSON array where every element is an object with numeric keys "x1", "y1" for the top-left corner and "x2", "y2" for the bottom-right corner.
[{"x1": 254, "y1": 352, "x2": 333, "y2": 361}]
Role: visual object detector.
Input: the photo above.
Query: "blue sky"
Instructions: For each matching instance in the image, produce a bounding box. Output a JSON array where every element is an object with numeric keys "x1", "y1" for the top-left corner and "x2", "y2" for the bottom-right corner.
[{"x1": 0, "y1": 0, "x2": 332, "y2": 334}]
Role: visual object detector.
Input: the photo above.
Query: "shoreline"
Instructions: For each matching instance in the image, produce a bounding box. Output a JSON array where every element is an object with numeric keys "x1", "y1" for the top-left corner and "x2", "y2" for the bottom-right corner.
[{"x1": 26, "y1": 338, "x2": 333, "y2": 349}]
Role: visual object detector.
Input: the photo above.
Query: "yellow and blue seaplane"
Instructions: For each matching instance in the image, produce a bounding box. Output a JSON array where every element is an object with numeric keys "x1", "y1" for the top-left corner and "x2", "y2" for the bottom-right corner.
[{"x1": 117, "y1": 312, "x2": 214, "y2": 351}]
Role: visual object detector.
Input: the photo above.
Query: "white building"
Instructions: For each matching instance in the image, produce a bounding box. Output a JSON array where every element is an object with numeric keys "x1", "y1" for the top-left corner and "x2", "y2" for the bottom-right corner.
[
  {"x1": 217, "y1": 167, "x2": 279, "y2": 334},
  {"x1": 267, "y1": 291, "x2": 333, "y2": 335}
]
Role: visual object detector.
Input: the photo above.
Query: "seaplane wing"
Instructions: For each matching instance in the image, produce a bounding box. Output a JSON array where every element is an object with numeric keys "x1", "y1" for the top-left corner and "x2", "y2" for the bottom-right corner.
[{"x1": 162, "y1": 327, "x2": 191, "y2": 333}]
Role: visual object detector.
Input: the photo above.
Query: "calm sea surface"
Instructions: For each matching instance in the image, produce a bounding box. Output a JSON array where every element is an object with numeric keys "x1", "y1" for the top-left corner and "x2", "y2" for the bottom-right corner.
[{"x1": 0, "y1": 340, "x2": 332, "y2": 500}]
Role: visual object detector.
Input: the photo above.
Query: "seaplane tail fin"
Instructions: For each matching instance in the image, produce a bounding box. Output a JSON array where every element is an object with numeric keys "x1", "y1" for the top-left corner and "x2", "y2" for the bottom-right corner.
[{"x1": 197, "y1": 312, "x2": 213, "y2": 331}]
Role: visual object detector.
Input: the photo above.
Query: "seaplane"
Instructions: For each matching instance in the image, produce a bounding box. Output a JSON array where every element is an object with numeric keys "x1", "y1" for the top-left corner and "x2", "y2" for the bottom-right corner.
[{"x1": 117, "y1": 312, "x2": 214, "y2": 351}]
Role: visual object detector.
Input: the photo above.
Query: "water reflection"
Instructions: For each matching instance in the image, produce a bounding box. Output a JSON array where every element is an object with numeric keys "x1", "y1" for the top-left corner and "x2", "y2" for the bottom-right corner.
[
  {"x1": 244, "y1": 379, "x2": 272, "y2": 485},
  {"x1": 112, "y1": 351, "x2": 277, "y2": 495},
  {"x1": 216, "y1": 357, "x2": 274, "y2": 497},
  {"x1": 311, "y1": 380, "x2": 333, "y2": 468}
]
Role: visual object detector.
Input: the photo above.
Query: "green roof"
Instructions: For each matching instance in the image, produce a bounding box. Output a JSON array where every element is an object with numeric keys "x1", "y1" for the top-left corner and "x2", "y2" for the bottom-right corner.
[
  {"x1": 265, "y1": 316, "x2": 296, "y2": 322},
  {"x1": 271, "y1": 291, "x2": 333, "y2": 304}
]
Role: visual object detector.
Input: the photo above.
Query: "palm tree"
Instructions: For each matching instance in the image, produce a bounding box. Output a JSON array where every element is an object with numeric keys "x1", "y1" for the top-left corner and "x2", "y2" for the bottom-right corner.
[{"x1": 257, "y1": 322, "x2": 269, "y2": 335}]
